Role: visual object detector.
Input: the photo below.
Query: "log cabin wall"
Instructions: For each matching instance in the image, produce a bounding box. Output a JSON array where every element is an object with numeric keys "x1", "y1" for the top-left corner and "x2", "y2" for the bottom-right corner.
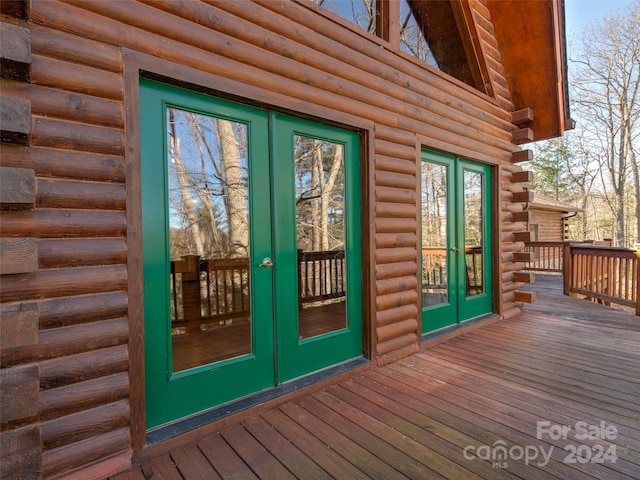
[
  {"x1": 530, "y1": 210, "x2": 565, "y2": 242},
  {"x1": 0, "y1": 0, "x2": 536, "y2": 477}
]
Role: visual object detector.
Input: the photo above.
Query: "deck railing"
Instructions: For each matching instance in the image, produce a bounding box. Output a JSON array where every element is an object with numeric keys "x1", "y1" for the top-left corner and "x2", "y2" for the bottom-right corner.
[
  {"x1": 298, "y1": 250, "x2": 346, "y2": 304},
  {"x1": 563, "y1": 243, "x2": 639, "y2": 315},
  {"x1": 170, "y1": 255, "x2": 251, "y2": 329},
  {"x1": 170, "y1": 250, "x2": 346, "y2": 328},
  {"x1": 421, "y1": 247, "x2": 447, "y2": 289},
  {"x1": 421, "y1": 246, "x2": 483, "y2": 292},
  {"x1": 522, "y1": 241, "x2": 565, "y2": 273},
  {"x1": 522, "y1": 239, "x2": 613, "y2": 273}
]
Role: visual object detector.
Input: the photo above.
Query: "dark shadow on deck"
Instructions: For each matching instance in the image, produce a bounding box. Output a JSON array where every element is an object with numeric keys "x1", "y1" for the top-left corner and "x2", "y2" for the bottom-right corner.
[{"x1": 112, "y1": 275, "x2": 640, "y2": 480}]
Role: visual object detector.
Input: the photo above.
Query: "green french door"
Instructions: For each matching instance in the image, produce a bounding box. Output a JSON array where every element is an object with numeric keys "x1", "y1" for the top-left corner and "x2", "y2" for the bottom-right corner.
[
  {"x1": 420, "y1": 150, "x2": 492, "y2": 333},
  {"x1": 140, "y1": 79, "x2": 362, "y2": 429}
]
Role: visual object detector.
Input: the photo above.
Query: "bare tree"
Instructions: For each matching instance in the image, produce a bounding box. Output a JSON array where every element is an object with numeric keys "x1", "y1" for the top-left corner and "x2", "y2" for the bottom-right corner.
[
  {"x1": 626, "y1": 112, "x2": 640, "y2": 244},
  {"x1": 318, "y1": 143, "x2": 343, "y2": 251},
  {"x1": 168, "y1": 108, "x2": 206, "y2": 256},
  {"x1": 570, "y1": 134, "x2": 600, "y2": 240},
  {"x1": 571, "y1": 2, "x2": 640, "y2": 246},
  {"x1": 216, "y1": 119, "x2": 249, "y2": 257},
  {"x1": 312, "y1": 0, "x2": 377, "y2": 33},
  {"x1": 295, "y1": 137, "x2": 345, "y2": 252}
]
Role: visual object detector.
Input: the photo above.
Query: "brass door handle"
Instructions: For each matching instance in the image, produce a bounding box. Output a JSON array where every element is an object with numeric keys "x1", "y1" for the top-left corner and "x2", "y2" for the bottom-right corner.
[{"x1": 259, "y1": 257, "x2": 274, "y2": 268}]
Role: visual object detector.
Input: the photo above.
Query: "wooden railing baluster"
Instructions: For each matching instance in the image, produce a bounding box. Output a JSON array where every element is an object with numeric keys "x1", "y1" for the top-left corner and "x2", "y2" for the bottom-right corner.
[{"x1": 562, "y1": 243, "x2": 639, "y2": 315}]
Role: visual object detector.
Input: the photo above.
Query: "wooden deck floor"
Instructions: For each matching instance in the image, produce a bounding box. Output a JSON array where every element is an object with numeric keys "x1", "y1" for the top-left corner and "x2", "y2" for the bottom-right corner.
[{"x1": 113, "y1": 275, "x2": 640, "y2": 479}]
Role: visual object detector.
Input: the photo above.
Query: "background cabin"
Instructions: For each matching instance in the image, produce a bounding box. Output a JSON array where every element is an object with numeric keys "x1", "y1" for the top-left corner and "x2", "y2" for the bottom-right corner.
[
  {"x1": 0, "y1": 1, "x2": 570, "y2": 478},
  {"x1": 527, "y1": 192, "x2": 582, "y2": 242}
]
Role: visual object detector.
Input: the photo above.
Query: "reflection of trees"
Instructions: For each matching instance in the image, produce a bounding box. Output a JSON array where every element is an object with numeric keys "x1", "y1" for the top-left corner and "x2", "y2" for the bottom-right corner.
[
  {"x1": 464, "y1": 171, "x2": 483, "y2": 247},
  {"x1": 400, "y1": 1, "x2": 437, "y2": 67},
  {"x1": 312, "y1": 0, "x2": 377, "y2": 34},
  {"x1": 421, "y1": 162, "x2": 447, "y2": 248},
  {"x1": 167, "y1": 109, "x2": 249, "y2": 260},
  {"x1": 295, "y1": 137, "x2": 345, "y2": 253}
]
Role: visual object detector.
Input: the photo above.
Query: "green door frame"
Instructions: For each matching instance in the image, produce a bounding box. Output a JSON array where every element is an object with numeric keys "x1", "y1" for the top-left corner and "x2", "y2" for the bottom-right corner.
[
  {"x1": 140, "y1": 79, "x2": 363, "y2": 429},
  {"x1": 272, "y1": 113, "x2": 363, "y2": 382},
  {"x1": 140, "y1": 79, "x2": 275, "y2": 429},
  {"x1": 421, "y1": 150, "x2": 493, "y2": 334},
  {"x1": 456, "y1": 159, "x2": 493, "y2": 321}
]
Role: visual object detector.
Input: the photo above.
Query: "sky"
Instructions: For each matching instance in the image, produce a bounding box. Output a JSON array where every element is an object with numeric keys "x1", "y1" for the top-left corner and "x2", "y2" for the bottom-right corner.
[{"x1": 564, "y1": 0, "x2": 634, "y2": 36}]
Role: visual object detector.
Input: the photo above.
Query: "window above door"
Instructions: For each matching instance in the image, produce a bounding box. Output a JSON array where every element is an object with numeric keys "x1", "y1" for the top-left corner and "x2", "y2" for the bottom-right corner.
[{"x1": 308, "y1": 0, "x2": 493, "y2": 95}]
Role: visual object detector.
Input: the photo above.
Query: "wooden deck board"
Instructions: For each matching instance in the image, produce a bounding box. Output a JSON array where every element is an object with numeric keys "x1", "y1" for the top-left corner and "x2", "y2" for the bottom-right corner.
[
  {"x1": 112, "y1": 275, "x2": 640, "y2": 479},
  {"x1": 438, "y1": 339, "x2": 640, "y2": 405},
  {"x1": 140, "y1": 454, "x2": 183, "y2": 480},
  {"x1": 415, "y1": 352, "x2": 640, "y2": 447},
  {"x1": 361, "y1": 369, "x2": 576, "y2": 480},
  {"x1": 169, "y1": 445, "x2": 221, "y2": 480},
  {"x1": 325, "y1": 382, "x2": 504, "y2": 480},
  {"x1": 197, "y1": 433, "x2": 259, "y2": 480},
  {"x1": 242, "y1": 415, "x2": 333, "y2": 480},
  {"x1": 261, "y1": 408, "x2": 372, "y2": 480},
  {"x1": 278, "y1": 400, "x2": 408, "y2": 480},
  {"x1": 296, "y1": 394, "x2": 436, "y2": 480},
  {"x1": 391, "y1": 357, "x2": 640, "y2": 479},
  {"x1": 219, "y1": 423, "x2": 297, "y2": 480}
]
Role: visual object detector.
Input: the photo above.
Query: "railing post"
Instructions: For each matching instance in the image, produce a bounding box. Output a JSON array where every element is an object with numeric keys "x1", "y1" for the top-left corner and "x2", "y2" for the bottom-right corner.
[
  {"x1": 635, "y1": 248, "x2": 640, "y2": 316},
  {"x1": 563, "y1": 241, "x2": 572, "y2": 296},
  {"x1": 181, "y1": 254, "x2": 202, "y2": 332}
]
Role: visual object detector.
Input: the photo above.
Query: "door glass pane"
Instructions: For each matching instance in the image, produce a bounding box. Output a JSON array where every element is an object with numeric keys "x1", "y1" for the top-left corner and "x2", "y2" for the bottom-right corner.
[
  {"x1": 421, "y1": 161, "x2": 448, "y2": 307},
  {"x1": 294, "y1": 136, "x2": 347, "y2": 339},
  {"x1": 464, "y1": 170, "x2": 484, "y2": 297},
  {"x1": 167, "y1": 108, "x2": 251, "y2": 372}
]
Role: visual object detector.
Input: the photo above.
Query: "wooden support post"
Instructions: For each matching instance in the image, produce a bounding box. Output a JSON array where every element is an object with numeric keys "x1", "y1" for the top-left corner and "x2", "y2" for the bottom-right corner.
[
  {"x1": 513, "y1": 271, "x2": 535, "y2": 283},
  {"x1": 0, "y1": 425, "x2": 41, "y2": 479},
  {"x1": 511, "y1": 149, "x2": 533, "y2": 163},
  {"x1": 0, "y1": 238, "x2": 38, "y2": 274},
  {"x1": 512, "y1": 231, "x2": 532, "y2": 242},
  {"x1": 511, "y1": 170, "x2": 534, "y2": 183},
  {"x1": 512, "y1": 191, "x2": 533, "y2": 203},
  {"x1": 513, "y1": 251, "x2": 535, "y2": 263},
  {"x1": 0, "y1": 365, "x2": 39, "y2": 422},
  {"x1": 514, "y1": 291, "x2": 536, "y2": 303},
  {"x1": 511, "y1": 128, "x2": 534, "y2": 145},
  {"x1": 181, "y1": 255, "x2": 202, "y2": 332},
  {"x1": 635, "y1": 249, "x2": 640, "y2": 316},
  {"x1": 511, "y1": 108, "x2": 534, "y2": 125},
  {"x1": 0, "y1": 96, "x2": 31, "y2": 145},
  {"x1": 0, "y1": 167, "x2": 35, "y2": 207},
  {"x1": 0, "y1": 302, "x2": 38, "y2": 349},
  {"x1": 510, "y1": 211, "x2": 532, "y2": 223},
  {"x1": 563, "y1": 241, "x2": 573, "y2": 296},
  {"x1": 0, "y1": 21, "x2": 31, "y2": 82}
]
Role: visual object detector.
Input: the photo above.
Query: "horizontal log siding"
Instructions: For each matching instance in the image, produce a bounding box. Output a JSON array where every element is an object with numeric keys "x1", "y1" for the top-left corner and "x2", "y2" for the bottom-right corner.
[
  {"x1": 1, "y1": 0, "x2": 524, "y2": 476},
  {"x1": 531, "y1": 210, "x2": 565, "y2": 241},
  {"x1": 374, "y1": 125, "x2": 420, "y2": 360},
  {"x1": 474, "y1": 0, "x2": 523, "y2": 326},
  {"x1": 499, "y1": 162, "x2": 531, "y2": 317},
  {"x1": 0, "y1": 2, "x2": 129, "y2": 478},
  {"x1": 471, "y1": 0, "x2": 513, "y2": 110}
]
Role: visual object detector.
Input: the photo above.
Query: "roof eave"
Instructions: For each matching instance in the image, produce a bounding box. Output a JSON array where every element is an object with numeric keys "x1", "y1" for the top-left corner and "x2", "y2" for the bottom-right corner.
[{"x1": 486, "y1": 0, "x2": 572, "y2": 142}]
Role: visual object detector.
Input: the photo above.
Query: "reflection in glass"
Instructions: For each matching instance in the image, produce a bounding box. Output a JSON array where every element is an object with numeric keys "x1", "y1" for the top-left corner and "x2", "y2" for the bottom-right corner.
[
  {"x1": 166, "y1": 108, "x2": 251, "y2": 372},
  {"x1": 294, "y1": 136, "x2": 347, "y2": 339},
  {"x1": 464, "y1": 170, "x2": 484, "y2": 297},
  {"x1": 312, "y1": 0, "x2": 377, "y2": 34},
  {"x1": 421, "y1": 162, "x2": 448, "y2": 307},
  {"x1": 400, "y1": 0, "x2": 438, "y2": 67}
]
